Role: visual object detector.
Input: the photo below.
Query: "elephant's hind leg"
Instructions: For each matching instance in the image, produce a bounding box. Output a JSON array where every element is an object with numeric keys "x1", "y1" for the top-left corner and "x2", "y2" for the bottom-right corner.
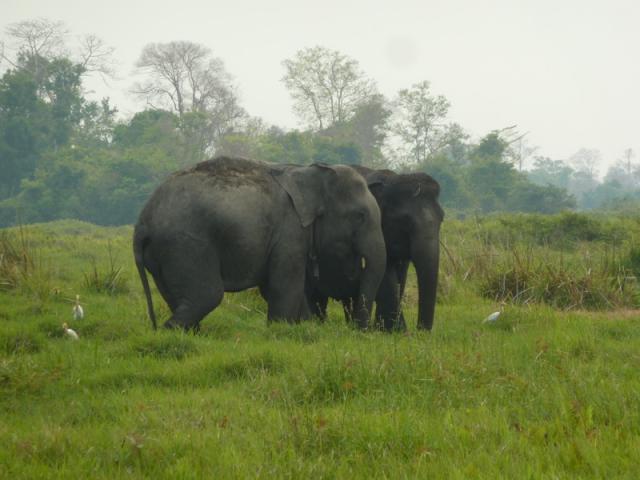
[{"x1": 160, "y1": 246, "x2": 224, "y2": 331}]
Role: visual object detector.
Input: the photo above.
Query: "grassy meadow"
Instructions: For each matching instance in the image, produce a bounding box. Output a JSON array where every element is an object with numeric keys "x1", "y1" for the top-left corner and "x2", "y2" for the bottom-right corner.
[{"x1": 1, "y1": 214, "x2": 640, "y2": 478}]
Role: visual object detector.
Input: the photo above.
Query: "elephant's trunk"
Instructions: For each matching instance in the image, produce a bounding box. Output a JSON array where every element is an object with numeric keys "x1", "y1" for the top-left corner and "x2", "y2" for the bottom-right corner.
[
  {"x1": 412, "y1": 234, "x2": 440, "y2": 331},
  {"x1": 353, "y1": 225, "x2": 386, "y2": 329}
]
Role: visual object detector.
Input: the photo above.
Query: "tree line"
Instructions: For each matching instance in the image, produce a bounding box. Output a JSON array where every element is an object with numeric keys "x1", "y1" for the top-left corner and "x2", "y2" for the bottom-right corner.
[{"x1": 0, "y1": 19, "x2": 638, "y2": 227}]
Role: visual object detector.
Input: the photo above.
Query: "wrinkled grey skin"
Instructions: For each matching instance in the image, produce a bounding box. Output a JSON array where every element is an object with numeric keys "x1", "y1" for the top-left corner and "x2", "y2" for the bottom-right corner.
[
  {"x1": 307, "y1": 166, "x2": 443, "y2": 331},
  {"x1": 133, "y1": 156, "x2": 386, "y2": 331}
]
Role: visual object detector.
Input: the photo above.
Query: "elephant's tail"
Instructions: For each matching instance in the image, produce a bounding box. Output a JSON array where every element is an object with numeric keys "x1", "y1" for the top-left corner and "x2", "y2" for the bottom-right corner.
[{"x1": 133, "y1": 224, "x2": 156, "y2": 330}]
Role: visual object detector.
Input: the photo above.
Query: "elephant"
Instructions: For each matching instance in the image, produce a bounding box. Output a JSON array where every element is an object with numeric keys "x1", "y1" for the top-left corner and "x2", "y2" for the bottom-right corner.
[
  {"x1": 133, "y1": 156, "x2": 386, "y2": 331},
  {"x1": 306, "y1": 166, "x2": 443, "y2": 331}
]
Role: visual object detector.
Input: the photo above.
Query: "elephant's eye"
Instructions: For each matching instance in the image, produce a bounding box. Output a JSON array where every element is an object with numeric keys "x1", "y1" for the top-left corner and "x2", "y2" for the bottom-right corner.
[{"x1": 352, "y1": 210, "x2": 366, "y2": 225}]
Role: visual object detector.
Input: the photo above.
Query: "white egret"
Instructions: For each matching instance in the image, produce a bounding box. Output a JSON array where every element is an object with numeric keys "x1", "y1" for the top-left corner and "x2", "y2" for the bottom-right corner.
[
  {"x1": 483, "y1": 302, "x2": 506, "y2": 324},
  {"x1": 62, "y1": 322, "x2": 79, "y2": 340},
  {"x1": 72, "y1": 294, "x2": 84, "y2": 320}
]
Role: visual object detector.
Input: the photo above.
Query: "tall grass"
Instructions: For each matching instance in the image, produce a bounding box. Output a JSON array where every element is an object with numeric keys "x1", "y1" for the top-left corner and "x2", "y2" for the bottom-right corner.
[
  {"x1": 477, "y1": 246, "x2": 636, "y2": 309},
  {"x1": 0, "y1": 226, "x2": 53, "y2": 306},
  {"x1": 439, "y1": 213, "x2": 640, "y2": 310}
]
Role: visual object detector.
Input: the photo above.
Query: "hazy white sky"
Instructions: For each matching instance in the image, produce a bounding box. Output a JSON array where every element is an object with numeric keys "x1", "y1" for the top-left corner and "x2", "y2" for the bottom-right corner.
[{"x1": 4, "y1": 0, "x2": 640, "y2": 172}]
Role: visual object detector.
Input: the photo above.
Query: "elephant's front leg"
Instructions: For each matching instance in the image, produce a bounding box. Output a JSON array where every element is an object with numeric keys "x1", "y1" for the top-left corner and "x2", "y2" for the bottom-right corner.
[
  {"x1": 304, "y1": 281, "x2": 329, "y2": 320},
  {"x1": 265, "y1": 247, "x2": 309, "y2": 323},
  {"x1": 341, "y1": 297, "x2": 356, "y2": 325},
  {"x1": 375, "y1": 262, "x2": 408, "y2": 332},
  {"x1": 395, "y1": 260, "x2": 410, "y2": 330},
  {"x1": 309, "y1": 294, "x2": 328, "y2": 320}
]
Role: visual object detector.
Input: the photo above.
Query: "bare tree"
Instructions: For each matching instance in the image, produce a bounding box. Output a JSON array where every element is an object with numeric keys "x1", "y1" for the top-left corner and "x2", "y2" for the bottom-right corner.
[
  {"x1": 1, "y1": 18, "x2": 68, "y2": 82},
  {"x1": 134, "y1": 42, "x2": 239, "y2": 117},
  {"x1": 604, "y1": 148, "x2": 640, "y2": 190},
  {"x1": 3, "y1": 18, "x2": 68, "y2": 64},
  {"x1": 488, "y1": 126, "x2": 538, "y2": 170},
  {"x1": 622, "y1": 148, "x2": 636, "y2": 176},
  {"x1": 78, "y1": 34, "x2": 116, "y2": 79},
  {"x1": 133, "y1": 41, "x2": 246, "y2": 158},
  {"x1": 282, "y1": 46, "x2": 377, "y2": 130},
  {"x1": 569, "y1": 148, "x2": 602, "y2": 177},
  {"x1": 1, "y1": 18, "x2": 115, "y2": 83}
]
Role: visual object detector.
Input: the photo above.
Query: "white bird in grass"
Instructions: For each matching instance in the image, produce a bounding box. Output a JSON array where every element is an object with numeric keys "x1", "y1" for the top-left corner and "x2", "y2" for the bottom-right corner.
[
  {"x1": 62, "y1": 322, "x2": 79, "y2": 340},
  {"x1": 483, "y1": 302, "x2": 506, "y2": 324},
  {"x1": 72, "y1": 294, "x2": 84, "y2": 320}
]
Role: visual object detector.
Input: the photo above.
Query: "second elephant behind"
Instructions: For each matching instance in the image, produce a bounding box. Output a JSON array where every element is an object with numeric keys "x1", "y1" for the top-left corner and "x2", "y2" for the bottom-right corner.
[{"x1": 307, "y1": 166, "x2": 444, "y2": 331}]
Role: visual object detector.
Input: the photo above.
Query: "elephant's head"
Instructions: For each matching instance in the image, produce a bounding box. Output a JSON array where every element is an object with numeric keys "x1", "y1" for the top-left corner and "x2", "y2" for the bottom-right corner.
[
  {"x1": 271, "y1": 164, "x2": 386, "y2": 329},
  {"x1": 370, "y1": 172, "x2": 444, "y2": 330}
]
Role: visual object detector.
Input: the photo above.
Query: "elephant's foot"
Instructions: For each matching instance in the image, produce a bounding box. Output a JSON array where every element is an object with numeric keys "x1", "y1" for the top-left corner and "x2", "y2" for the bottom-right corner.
[
  {"x1": 163, "y1": 317, "x2": 200, "y2": 333},
  {"x1": 380, "y1": 316, "x2": 407, "y2": 333},
  {"x1": 416, "y1": 321, "x2": 433, "y2": 332}
]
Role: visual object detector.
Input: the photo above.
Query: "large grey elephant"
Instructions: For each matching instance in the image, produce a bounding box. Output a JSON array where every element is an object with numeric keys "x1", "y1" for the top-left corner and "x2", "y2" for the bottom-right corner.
[
  {"x1": 307, "y1": 166, "x2": 443, "y2": 331},
  {"x1": 133, "y1": 156, "x2": 386, "y2": 331}
]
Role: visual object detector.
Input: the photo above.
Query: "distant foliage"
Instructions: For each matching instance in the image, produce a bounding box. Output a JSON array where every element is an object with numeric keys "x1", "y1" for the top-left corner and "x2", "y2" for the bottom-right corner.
[
  {"x1": 1, "y1": 32, "x2": 637, "y2": 227},
  {"x1": 416, "y1": 133, "x2": 576, "y2": 215}
]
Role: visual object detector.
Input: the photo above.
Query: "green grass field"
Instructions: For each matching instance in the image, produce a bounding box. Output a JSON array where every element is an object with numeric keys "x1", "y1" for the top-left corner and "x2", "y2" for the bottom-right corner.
[{"x1": 1, "y1": 218, "x2": 639, "y2": 478}]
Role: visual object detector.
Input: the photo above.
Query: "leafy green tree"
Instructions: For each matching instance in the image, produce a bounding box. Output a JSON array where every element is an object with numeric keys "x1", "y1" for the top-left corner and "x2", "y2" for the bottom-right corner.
[
  {"x1": 113, "y1": 110, "x2": 177, "y2": 147},
  {"x1": 420, "y1": 154, "x2": 471, "y2": 209},
  {"x1": 580, "y1": 180, "x2": 625, "y2": 210},
  {"x1": 527, "y1": 156, "x2": 574, "y2": 190},
  {"x1": 256, "y1": 129, "x2": 314, "y2": 164},
  {"x1": 312, "y1": 136, "x2": 362, "y2": 165},
  {"x1": 0, "y1": 56, "x2": 85, "y2": 198},
  {"x1": 507, "y1": 180, "x2": 576, "y2": 213},
  {"x1": 320, "y1": 94, "x2": 391, "y2": 167},
  {"x1": 471, "y1": 131, "x2": 508, "y2": 160},
  {"x1": 0, "y1": 68, "x2": 45, "y2": 197},
  {"x1": 38, "y1": 57, "x2": 85, "y2": 147},
  {"x1": 0, "y1": 105, "x2": 193, "y2": 227},
  {"x1": 465, "y1": 157, "x2": 519, "y2": 212},
  {"x1": 391, "y1": 81, "x2": 463, "y2": 165},
  {"x1": 74, "y1": 98, "x2": 117, "y2": 148}
]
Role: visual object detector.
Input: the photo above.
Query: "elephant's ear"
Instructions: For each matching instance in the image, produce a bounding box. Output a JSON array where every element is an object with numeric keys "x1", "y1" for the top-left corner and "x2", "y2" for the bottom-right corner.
[
  {"x1": 270, "y1": 168, "x2": 318, "y2": 227},
  {"x1": 364, "y1": 171, "x2": 388, "y2": 199}
]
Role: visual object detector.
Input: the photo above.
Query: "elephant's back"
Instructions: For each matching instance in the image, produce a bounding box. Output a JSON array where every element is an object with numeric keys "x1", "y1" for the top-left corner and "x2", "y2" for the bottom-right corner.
[
  {"x1": 142, "y1": 167, "x2": 279, "y2": 234},
  {"x1": 175, "y1": 156, "x2": 274, "y2": 191}
]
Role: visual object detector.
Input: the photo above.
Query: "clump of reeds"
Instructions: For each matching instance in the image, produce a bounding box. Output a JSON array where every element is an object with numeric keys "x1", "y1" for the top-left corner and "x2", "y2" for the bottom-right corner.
[
  {"x1": 83, "y1": 242, "x2": 128, "y2": 295},
  {"x1": 0, "y1": 226, "x2": 53, "y2": 304},
  {"x1": 479, "y1": 247, "x2": 637, "y2": 310}
]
